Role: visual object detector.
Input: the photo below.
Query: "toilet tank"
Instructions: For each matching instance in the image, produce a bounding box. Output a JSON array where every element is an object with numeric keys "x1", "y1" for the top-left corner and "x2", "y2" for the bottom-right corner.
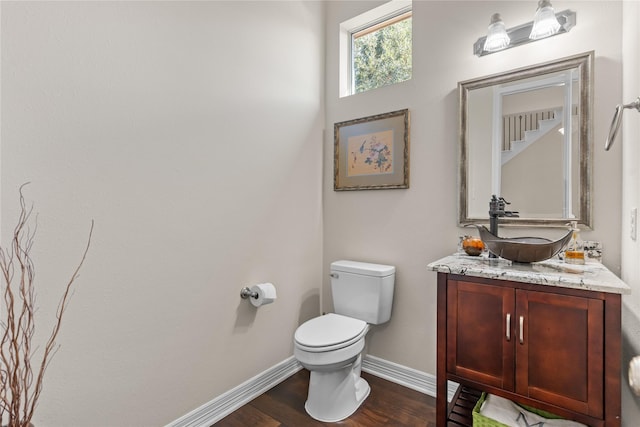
[{"x1": 330, "y1": 260, "x2": 395, "y2": 325}]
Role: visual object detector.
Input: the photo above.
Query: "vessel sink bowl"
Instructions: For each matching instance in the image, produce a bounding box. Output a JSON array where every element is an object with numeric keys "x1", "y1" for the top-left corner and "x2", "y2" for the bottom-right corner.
[{"x1": 472, "y1": 225, "x2": 573, "y2": 263}]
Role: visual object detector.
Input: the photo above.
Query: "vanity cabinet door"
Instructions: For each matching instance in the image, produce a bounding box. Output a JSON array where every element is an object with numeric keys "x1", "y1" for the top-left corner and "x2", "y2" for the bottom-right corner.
[
  {"x1": 438, "y1": 272, "x2": 620, "y2": 427},
  {"x1": 515, "y1": 290, "x2": 604, "y2": 418},
  {"x1": 447, "y1": 280, "x2": 515, "y2": 390}
]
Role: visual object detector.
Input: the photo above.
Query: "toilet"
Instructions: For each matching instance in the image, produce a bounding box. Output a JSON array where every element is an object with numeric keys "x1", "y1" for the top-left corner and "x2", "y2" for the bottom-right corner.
[{"x1": 293, "y1": 260, "x2": 395, "y2": 422}]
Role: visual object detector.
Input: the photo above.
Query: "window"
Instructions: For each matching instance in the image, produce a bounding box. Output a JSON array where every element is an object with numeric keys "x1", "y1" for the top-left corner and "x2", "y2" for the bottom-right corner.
[
  {"x1": 352, "y1": 11, "x2": 412, "y2": 94},
  {"x1": 340, "y1": 1, "x2": 412, "y2": 97}
]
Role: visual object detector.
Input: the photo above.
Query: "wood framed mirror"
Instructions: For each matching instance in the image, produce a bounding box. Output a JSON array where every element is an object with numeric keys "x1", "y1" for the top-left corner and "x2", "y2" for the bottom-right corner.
[{"x1": 458, "y1": 51, "x2": 593, "y2": 228}]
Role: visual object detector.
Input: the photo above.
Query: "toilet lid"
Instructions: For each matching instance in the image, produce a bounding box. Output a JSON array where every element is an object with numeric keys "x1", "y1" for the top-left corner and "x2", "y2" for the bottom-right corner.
[{"x1": 295, "y1": 313, "x2": 367, "y2": 349}]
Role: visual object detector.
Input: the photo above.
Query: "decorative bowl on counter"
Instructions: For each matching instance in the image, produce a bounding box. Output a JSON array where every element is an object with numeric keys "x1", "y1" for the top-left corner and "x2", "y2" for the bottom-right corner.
[
  {"x1": 471, "y1": 225, "x2": 573, "y2": 263},
  {"x1": 462, "y1": 236, "x2": 484, "y2": 256}
]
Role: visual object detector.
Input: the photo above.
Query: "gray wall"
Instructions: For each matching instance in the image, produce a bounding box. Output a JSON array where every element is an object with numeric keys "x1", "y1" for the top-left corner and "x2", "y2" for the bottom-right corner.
[
  {"x1": 324, "y1": 0, "x2": 622, "y2": 376},
  {"x1": 620, "y1": 1, "x2": 640, "y2": 425},
  {"x1": 1, "y1": 2, "x2": 325, "y2": 425}
]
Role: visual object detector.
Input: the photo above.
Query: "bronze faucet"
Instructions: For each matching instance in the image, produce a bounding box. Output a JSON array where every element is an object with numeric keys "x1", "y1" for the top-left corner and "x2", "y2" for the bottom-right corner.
[{"x1": 488, "y1": 195, "x2": 519, "y2": 257}]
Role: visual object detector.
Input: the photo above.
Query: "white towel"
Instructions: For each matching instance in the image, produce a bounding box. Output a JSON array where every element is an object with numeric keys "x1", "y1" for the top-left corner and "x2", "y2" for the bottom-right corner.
[{"x1": 479, "y1": 394, "x2": 588, "y2": 427}]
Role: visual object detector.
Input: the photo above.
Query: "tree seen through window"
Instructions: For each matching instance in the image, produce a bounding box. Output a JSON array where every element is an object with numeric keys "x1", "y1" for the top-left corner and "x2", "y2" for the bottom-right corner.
[{"x1": 352, "y1": 13, "x2": 412, "y2": 94}]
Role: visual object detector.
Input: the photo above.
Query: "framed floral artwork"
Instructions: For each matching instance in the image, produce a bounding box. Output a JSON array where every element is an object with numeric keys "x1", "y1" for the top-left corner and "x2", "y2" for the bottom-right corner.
[{"x1": 334, "y1": 109, "x2": 409, "y2": 191}]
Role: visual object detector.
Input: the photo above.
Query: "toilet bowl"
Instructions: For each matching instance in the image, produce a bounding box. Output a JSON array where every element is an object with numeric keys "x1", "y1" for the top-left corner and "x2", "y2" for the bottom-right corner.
[
  {"x1": 294, "y1": 313, "x2": 370, "y2": 422},
  {"x1": 293, "y1": 260, "x2": 395, "y2": 422}
]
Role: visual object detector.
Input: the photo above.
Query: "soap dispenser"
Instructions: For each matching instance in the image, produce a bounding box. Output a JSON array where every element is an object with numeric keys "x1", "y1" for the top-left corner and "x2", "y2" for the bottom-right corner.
[{"x1": 565, "y1": 221, "x2": 585, "y2": 265}]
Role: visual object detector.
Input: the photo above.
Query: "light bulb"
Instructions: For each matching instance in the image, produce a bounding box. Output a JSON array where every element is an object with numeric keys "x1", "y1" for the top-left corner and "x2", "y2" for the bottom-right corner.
[
  {"x1": 484, "y1": 13, "x2": 510, "y2": 52},
  {"x1": 530, "y1": 0, "x2": 561, "y2": 40}
]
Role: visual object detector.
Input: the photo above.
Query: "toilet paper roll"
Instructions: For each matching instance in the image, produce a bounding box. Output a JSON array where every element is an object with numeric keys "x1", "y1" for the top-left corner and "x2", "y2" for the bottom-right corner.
[{"x1": 250, "y1": 283, "x2": 277, "y2": 307}]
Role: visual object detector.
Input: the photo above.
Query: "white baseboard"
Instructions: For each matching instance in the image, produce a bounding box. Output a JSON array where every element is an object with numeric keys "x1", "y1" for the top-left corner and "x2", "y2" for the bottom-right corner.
[
  {"x1": 166, "y1": 356, "x2": 302, "y2": 427},
  {"x1": 362, "y1": 354, "x2": 459, "y2": 402},
  {"x1": 167, "y1": 354, "x2": 457, "y2": 426}
]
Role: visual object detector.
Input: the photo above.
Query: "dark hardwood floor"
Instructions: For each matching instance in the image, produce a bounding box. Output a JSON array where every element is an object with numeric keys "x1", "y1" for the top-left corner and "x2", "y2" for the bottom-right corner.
[{"x1": 216, "y1": 369, "x2": 437, "y2": 426}]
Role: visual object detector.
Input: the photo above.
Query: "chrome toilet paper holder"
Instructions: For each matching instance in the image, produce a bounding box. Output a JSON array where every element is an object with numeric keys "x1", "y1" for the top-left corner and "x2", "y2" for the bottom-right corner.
[
  {"x1": 240, "y1": 287, "x2": 258, "y2": 300},
  {"x1": 240, "y1": 283, "x2": 277, "y2": 307}
]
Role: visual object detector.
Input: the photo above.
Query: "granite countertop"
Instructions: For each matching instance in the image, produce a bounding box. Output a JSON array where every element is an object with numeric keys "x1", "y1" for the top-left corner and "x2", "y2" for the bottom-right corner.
[{"x1": 428, "y1": 254, "x2": 631, "y2": 295}]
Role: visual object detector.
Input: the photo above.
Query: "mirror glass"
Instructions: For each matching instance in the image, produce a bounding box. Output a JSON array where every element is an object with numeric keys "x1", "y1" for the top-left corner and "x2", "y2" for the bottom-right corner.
[{"x1": 459, "y1": 52, "x2": 593, "y2": 228}]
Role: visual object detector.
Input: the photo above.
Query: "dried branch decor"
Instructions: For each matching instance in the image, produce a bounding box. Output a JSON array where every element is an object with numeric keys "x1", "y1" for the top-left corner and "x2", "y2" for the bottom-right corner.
[{"x1": 0, "y1": 186, "x2": 93, "y2": 427}]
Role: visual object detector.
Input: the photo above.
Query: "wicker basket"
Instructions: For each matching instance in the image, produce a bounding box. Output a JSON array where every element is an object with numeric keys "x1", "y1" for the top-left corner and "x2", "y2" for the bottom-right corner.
[
  {"x1": 472, "y1": 393, "x2": 565, "y2": 427},
  {"x1": 472, "y1": 393, "x2": 510, "y2": 427}
]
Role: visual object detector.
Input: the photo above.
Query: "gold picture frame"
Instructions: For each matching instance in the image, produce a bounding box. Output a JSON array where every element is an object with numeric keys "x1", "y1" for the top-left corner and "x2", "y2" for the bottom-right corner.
[{"x1": 334, "y1": 109, "x2": 410, "y2": 191}]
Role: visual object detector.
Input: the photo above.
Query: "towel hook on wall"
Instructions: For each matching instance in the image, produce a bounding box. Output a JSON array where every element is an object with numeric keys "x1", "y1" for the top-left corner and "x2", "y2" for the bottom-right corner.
[{"x1": 605, "y1": 97, "x2": 640, "y2": 151}]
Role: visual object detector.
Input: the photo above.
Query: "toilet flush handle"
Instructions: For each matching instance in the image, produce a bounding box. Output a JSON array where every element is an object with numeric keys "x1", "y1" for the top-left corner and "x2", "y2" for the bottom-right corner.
[{"x1": 330, "y1": 273, "x2": 339, "y2": 279}]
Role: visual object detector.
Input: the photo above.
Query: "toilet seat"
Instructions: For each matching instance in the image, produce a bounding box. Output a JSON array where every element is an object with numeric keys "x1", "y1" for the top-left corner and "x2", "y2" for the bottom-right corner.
[{"x1": 295, "y1": 313, "x2": 368, "y2": 352}]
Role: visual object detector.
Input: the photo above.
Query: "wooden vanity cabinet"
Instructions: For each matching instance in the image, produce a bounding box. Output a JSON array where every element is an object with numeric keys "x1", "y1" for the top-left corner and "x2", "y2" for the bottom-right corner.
[{"x1": 437, "y1": 273, "x2": 621, "y2": 427}]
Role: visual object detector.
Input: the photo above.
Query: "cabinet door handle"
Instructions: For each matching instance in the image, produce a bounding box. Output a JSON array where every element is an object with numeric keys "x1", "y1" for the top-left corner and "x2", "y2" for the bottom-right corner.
[
  {"x1": 506, "y1": 313, "x2": 511, "y2": 341},
  {"x1": 519, "y1": 316, "x2": 524, "y2": 344}
]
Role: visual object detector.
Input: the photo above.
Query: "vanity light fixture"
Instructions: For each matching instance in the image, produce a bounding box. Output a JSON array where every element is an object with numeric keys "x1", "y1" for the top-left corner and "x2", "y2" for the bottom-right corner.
[
  {"x1": 529, "y1": 0, "x2": 562, "y2": 40},
  {"x1": 473, "y1": 2, "x2": 576, "y2": 57},
  {"x1": 483, "y1": 14, "x2": 510, "y2": 53}
]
